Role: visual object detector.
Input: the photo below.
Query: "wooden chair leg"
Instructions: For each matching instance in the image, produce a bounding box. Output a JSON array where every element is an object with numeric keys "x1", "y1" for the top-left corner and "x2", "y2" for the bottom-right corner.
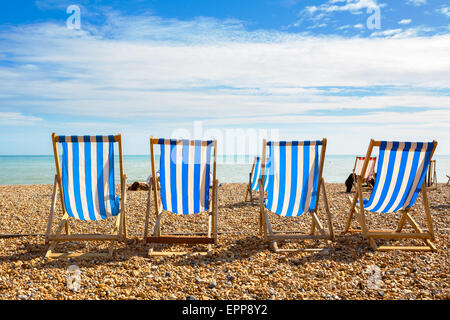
[
  {"x1": 45, "y1": 214, "x2": 69, "y2": 258},
  {"x1": 143, "y1": 185, "x2": 152, "y2": 243},
  {"x1": 45, "y1": 176, "x2": 58, "y2": 244},
  {"x1": 343, "y1": 194, "x2": 358, "y2": 233},
  {"x1": 321, "y1": 179, "x2": 335, "y2": 240}
]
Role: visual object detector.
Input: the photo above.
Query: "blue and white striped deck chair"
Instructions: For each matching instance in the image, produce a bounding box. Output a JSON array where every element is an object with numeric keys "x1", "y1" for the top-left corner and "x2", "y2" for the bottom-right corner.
[
  {"x1": 345, "y1": 139, "x2": 438, "y2": 252},
  {"x1": 245, "y1": 156, "x2": 269, "y2": 202},
  {"x1": 258, "y1": 139, "x2": 334, "y2": 252},
  {"x1": 144, "y1": 137, "x2": 218, "y2": 256},
  {"x1": 46, "y1": 133, "x2": 127, "y2": 259}
]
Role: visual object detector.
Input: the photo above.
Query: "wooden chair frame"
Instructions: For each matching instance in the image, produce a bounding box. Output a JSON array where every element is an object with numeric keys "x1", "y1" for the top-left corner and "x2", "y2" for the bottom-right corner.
[
  {"x1": 144, "y1": 137, "x2": 218, "y2": 256},
  {"x1": 258, "y1": 138, "x2": 335, "y2": 253},
  {"x1": 244, "y1": 156, "x2": 258, "y2": 202},
  {"x1": 343, "y1": 139, "x2": 438, "y2": 252},
  {"x1": 426, "y1": 159, "x2": 437, "y2": 191},
  {"x1": 45, "y1": 133, "x2": 127, "y2": 259}
]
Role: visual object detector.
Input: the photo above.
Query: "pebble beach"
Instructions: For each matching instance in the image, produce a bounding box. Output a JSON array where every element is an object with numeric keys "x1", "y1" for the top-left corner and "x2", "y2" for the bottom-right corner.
[{"x1": 0, "y1": 182, "x2": 448, "y2": 300}]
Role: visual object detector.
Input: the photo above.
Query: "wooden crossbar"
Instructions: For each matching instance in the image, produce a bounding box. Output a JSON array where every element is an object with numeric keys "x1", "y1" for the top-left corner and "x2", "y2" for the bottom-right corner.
[
  {"x1": 48, "y1": 234, "x2": 120, "y2": 241},
  {"x1": 145, "y1": 236, "x2": 215, "y2": 244}
]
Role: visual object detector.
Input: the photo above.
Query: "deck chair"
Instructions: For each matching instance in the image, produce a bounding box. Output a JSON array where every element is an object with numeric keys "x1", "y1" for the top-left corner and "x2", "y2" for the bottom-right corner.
[
  {"x1": 353, "y1": 156, "x2": 376, "y2": 189},
  {"x1": 344, "y1": 139, "x2": 438, "y2": 252},
  {"x1": 425, "y1": 159, "x2": 437, "y2": 190},
  {"x1": 245, "y1": 156, "x2": 269, "y2": 202},
  {"x1": 45, "y1": 133, "x2": 127, "y2": 259},
  {"x1": 144, "y1": 138, "x2": 218, "y2": 256},
  {"x1": 258, "y1": 139, "x2": 334, "y2": 252}
]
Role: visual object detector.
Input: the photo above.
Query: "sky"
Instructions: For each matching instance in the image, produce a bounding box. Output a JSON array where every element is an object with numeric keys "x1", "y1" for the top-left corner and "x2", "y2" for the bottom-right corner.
[{"x1": 0, "y1": 0, "x2": 449, "y2": 155}]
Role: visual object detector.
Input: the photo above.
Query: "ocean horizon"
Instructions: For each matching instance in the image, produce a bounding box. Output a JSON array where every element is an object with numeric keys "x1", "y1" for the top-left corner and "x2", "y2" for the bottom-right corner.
[{"x1": 1, "y1": 154, "x2": 449, "y2": 185}]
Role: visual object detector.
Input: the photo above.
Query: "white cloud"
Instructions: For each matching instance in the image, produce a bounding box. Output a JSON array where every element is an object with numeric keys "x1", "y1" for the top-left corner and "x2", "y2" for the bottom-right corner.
[
  {"x1": 398, "y1": 19, "x2": 412, "y2": 25},
  {"x1": 437, "y1": 6, "x2": 450, "y2": 17},
  {"x1": 406, "y1": 0, "x2": 427, "y2": 6},
  {"x1": 354, "y1": 24, "x2": 364, "y2": 28},
  {"x1": 0, "y1": 112, "x2": 43, "y2": 125}
]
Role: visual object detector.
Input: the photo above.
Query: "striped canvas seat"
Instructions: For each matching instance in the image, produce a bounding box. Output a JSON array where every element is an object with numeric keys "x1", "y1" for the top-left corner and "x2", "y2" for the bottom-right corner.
[
  {"x1": 355, "y1": 156, "x2": 376, "y2": 180},
  {"x1": 250, "y1": 156, "x2": 269, "y2": 192},
  {"x1": 58, "y1": 135, "x2": 120, "y2": 220},
  {"x1": 264, "y1": 141, "x2": 322, "y2": 217},
  {"x1": 158, "y1": 139, "x2": 213, "y2": 215},
  {"x1": 361, "y1": 141, "x2": 434, "y2": 214}
]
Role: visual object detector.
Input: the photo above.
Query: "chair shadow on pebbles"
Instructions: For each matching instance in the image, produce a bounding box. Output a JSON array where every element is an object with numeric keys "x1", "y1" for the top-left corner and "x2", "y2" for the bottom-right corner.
[
  {"x1": 283, "y1": 233, "x2": 370, "y2": 266},
  {"x1": 167, "y1": 236, "x2": 266, "y2": 267}
]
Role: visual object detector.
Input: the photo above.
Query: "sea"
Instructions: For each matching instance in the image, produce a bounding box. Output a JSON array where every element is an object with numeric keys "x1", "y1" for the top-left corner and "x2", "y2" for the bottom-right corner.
[{"x1": 0, "y1": 155, "x2": 449, "y2": 185}]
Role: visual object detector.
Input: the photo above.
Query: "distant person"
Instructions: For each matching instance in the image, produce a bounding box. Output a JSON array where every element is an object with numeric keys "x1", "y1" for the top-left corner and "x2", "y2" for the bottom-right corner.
[{"x1": 345, "y1": 173, "x2": 376, "y2": 192}]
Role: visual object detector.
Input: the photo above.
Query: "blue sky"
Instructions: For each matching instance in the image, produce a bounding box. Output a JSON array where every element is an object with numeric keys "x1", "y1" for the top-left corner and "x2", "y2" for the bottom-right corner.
[{"x1": 0, "y1": 0, "x2": 449, "y2": 155}]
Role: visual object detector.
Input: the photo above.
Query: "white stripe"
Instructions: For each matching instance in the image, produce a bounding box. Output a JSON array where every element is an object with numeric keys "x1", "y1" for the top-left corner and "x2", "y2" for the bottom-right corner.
[
  {"x1": 66, "y1": 143, "x2": 79, "y2": 219},
  {"x1": 175, "y1": 142, "x2": 183, "y2": 214},
  {"x1": 280, "y1": 145, "x2": 292, "y2": 216},
  {"x1": 188, "y1": 143, "x2": 195, "y2": 213},
  {"x1": 377, "y1": 142, "x2": 404, "y2": 212},
  {"x1": 77, "y1": 137, "x2": 90, "y2": 220}
]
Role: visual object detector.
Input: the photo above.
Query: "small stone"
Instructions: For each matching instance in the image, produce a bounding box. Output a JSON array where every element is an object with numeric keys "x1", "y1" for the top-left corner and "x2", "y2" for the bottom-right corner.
[
  {"x1": 186, "y1": 295, "x2": 196, "y2": 300},
  {"x1": 207, "y1": 281, "x2": 216, "y2": 289}
]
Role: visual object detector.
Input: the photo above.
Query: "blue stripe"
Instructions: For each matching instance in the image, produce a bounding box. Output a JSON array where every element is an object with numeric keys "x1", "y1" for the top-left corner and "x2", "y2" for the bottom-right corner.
[
  {"x1": 96, "y1": 137, "x2": 107, "y2": 219},
  {"x1": 204, "y1": 143, "x2": 212, "y2": 210},
  {"x1": 193, "y1": 143, "x2": 201, "y2": 213},
  {"x1": 299, "y1": 142, "x2": 310, "y2": 214},
  {"x1": 61, "y1": 141, "x2": 75, "y2": 218},
  {"x1": 286, "y1": 144, "x2": 298, "y2": 217},
  {"x1": 83, "y1": 138, "x2": 96, "y2": 220},
  {"x1": 71, "y1": 136, "x2": 85, "y2": 220},
  {"x1": 275, "y1": 142, "x2": 286, "y2": 214},
  {"x1": 382, "y1": 142, "x2": 410, "y2": 213},
  {"x1": 159, "y1": 143, "x2": 167, "y2": 211},
  {"x1": 169, "y1": 143, "x2": 178, "y2": 213},
  {"x1": 309, "y1": 144, "x2": 320, "y2": 212},
  {"x1": 182, "y1": 142, "x2": 189, "y2": 215},
  {"x1": 371, "y1": 142, "x2": 400, "y2": 212},
  {"x1": 251, "y1": 157, "x2": 260, "y2": 191}
]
